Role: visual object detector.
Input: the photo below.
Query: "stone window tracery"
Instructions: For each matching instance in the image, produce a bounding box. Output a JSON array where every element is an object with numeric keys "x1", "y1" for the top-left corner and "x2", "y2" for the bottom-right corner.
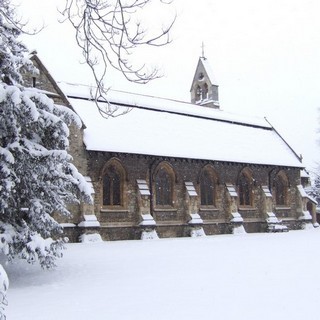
[{"x1": 102, "y1": 160, "x2": 126, "y2": 208}]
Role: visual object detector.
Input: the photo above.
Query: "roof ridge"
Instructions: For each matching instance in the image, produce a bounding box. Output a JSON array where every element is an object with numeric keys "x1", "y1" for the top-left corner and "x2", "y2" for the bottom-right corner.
[
  {"x1": 59, "y1": 81, "x2": 271, "y2": 129},
  {"x1": 58, "y1": 81, "x2": 194, "y2": 106},
  {"x1": 68, "y1": 94, "x2": 271, "y2": 130}
]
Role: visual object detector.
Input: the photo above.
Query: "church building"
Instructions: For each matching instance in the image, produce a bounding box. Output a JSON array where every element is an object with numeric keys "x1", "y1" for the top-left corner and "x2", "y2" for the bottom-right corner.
[{"x1": 23, "y1": 53, "x2": 315, "y2": 241}]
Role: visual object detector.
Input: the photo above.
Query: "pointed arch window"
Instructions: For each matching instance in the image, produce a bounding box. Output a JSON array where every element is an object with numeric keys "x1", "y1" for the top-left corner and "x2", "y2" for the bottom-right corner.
[
  {"x1": 274, "y1": 173, "x2": 288, "y2": 206},
  {"x1": 200, "y1": 168, "x2": 216, "y2": 206},
  {"x1": 102, "y1": 162, "x2": 126, "y2": 207},
  {"x1": 238, "y1": 172, "x2": 252, "y2": 206},
  {"x1": 202, "y1": 83, "x2": 208, "y2": 100},
  {"x1": 195, "y1": 85, "x2": 202, "y2": 102},
  {"x1": 155, "y1": 166, "x2": 174, "y2": 207}
]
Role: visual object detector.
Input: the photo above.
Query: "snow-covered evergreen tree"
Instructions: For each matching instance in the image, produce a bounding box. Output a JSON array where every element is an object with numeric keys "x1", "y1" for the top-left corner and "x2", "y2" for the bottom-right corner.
[
  {"x1": 310, "y1": 109, "x2": 320, "y2": 207},
  {"x1": 309, "y1": 169, "x2": 320, "y2": 206},
  {"x1": 0, "y1": 0, "x2": 91, "y2": 269},
  {"x1": 0, "y1": 265, "x2": 8, "y2": 320},
  {"x1": 314, "y1": 174, "x2": 320, "y2": 204}
]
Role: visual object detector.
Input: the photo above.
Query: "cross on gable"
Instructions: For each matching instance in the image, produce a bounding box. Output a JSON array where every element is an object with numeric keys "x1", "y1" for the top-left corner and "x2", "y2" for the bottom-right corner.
[{"x1": 201, "y1": 42, "x2": 205, "y2": 59}]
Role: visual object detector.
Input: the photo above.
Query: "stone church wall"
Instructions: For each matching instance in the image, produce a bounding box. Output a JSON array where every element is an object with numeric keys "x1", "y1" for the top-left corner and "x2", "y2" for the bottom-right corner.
[{"x1": 83, "y1": 151, "x2": 302, "y2": 241}]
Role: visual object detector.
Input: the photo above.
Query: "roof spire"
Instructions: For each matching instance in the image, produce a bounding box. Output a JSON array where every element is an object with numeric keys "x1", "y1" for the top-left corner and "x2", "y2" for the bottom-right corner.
[{"x1": 201, "y1": 42, "x2": 206, "y2": 59}]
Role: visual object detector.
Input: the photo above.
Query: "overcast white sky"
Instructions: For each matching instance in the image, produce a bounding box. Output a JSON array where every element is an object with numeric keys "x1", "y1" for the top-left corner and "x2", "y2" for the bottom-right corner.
[{"x1": 14, "y1": 0, "x2": 320, "y2": 173}]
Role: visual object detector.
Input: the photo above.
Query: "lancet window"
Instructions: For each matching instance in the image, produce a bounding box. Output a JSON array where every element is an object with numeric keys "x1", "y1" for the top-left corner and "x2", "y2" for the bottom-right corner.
[
  {"x1": 155, "y1": 165, "x2": 175, "y2": 207},
  {"x1": 102, "y1": 160, "x2": 126, "y2": 208},
  {"x1": 238, "y1": 172, "x2": 253, "y2": 206},
  {"x1": 200, "y1": 167, "x2": 216, "y2": 206}
]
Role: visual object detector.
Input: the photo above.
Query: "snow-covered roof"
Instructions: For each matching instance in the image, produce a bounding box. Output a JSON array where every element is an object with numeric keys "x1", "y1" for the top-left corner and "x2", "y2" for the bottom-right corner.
[
  {"x1": 59, "y1": 82, "x2": 303, "y2": 168},
  {"x1": 200, "y1": 57, "x2": 218, "y2": 86},
  {"x1": 59, "y1": 82, "x2": 269, "y2": 127},
  {"x1": 300, "y1": 169, "x2": 310, "y2": 178},
  {"x1": 190, "y1": 57, "x2": 219, "y2": 91}
]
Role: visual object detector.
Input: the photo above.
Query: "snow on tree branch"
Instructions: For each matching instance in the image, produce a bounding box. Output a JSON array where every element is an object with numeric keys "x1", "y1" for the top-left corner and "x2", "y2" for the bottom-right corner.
[
  {"x1": 0, "y1": 0, "x2": 92, "y2": 271},
  {"x1": 0, "y1": 84, "x2": 92, "y2": 269},
  {"x1": 0, "y1": 0, "x2": 35, "y2": 86},
  {"x1": 0, "y1": 265, "x2": 8, "y2": 320}
]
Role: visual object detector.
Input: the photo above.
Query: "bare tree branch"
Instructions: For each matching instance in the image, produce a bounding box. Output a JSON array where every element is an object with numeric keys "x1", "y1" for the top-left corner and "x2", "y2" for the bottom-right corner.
[
  {"x1": 59, "y1": 0, "x2": 176, "y2": 118},
  {"x1": 0, "y1": 0, "x2": 43, "y2": 36}
]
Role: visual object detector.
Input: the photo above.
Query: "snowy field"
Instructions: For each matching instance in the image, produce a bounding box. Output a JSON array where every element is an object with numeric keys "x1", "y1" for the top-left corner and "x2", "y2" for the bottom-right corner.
[{"x1": 4, "y1": 229, "x2": 320, "y2": 320}]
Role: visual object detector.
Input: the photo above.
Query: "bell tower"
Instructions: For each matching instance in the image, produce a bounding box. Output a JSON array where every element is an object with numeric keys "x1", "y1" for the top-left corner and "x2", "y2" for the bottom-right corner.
[{"x1": 190, "y1": 55, "x2": 219, "y2": 109}]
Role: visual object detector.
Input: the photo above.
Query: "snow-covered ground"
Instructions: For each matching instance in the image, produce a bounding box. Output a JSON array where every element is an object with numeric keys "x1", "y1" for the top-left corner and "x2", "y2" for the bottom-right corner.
[{"x1": 4, "y1": 230, "x2": 320, "y2": 320}]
